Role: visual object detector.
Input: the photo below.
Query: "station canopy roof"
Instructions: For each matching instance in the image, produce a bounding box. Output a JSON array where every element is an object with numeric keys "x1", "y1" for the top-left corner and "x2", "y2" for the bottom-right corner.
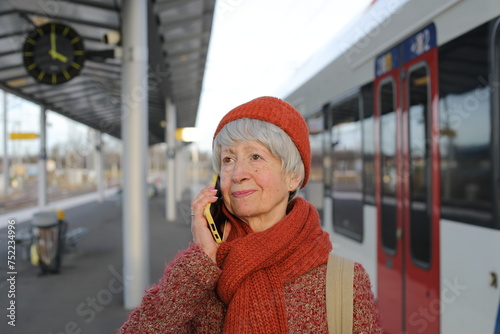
[{"x1": 0, "y1": 0, "x2": 215, "y2": 145}]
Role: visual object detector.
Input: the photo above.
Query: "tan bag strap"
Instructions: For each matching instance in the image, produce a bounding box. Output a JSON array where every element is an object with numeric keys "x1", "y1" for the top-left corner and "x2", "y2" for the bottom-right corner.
[{"x1": 326, "y1": 252, "x2": 354, "y2": 334}]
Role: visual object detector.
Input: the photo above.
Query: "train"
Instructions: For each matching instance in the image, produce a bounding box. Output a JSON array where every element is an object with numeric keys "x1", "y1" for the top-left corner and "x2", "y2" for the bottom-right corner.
[{"x1": 283, "y1": 0, "x2": 500, "y2": 333}]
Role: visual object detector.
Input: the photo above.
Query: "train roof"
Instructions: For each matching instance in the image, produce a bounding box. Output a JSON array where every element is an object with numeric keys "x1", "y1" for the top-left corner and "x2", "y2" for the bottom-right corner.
[
  {"x1": 283, "y1": 0, "x2": 500, "y2": 116},
  {"x1": 278, "y1": 0, "x2": 409, "y2": 99}
]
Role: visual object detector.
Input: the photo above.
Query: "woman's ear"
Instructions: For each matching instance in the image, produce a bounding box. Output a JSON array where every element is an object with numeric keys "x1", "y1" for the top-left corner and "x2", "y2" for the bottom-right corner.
[{"x1": 287, "y1": 174, "x2": 302, "y2": 192}]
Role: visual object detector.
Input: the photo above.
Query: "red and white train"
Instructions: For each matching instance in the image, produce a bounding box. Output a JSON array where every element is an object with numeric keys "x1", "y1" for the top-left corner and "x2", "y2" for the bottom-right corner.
[{"x1": 284, "y1": 0, "x2": 500, "y2": 333}]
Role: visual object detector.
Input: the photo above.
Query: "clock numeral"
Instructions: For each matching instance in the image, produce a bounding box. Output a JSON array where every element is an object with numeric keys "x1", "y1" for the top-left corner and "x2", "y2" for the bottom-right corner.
[
  {"x1": 70, "y1": 36, "x2": 81, "y2": 44},
  {"x1": 37, "y1": 28, "x2": 44, "y2": 36},
  {"x1": 63, "y1": 27, "x2": 70, "y2": 36},
  {"x1": 63, "y1": 71, "x2": 71, "y2": 80},
  {"x1": 26, "y1": 38, "x2": 36, "y2": 45},
  {"x1": 24, "y1": 52, "x2": 34, "y2": 56},
  {"x1": 27, "y1": 63, "x2": 37, "y2": 71},
  {"x1": 74, "y1": 50, "x2": 85, "y2": 56},
  {"x1": 37, "y1": 71, "x2": 46, "y2": 81},
  {"x1": 71, "y1": 62, "x2": 81, "y2": 70},
  {"x1": 51, "y1": 74, "x2": 57, "y2": 84}
]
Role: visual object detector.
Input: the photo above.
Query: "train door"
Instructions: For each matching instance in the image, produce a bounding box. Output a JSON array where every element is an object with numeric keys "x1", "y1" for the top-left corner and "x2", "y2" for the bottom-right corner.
[
  {"x1": 375, "y1": 24, "x2": 440, "y2": 334},
  {"x1": 374, "y1": 47, "x2": 403, "y2": 334},
  {"x1": 401, "y1": 27, "x2": 440, "y2": 334}
]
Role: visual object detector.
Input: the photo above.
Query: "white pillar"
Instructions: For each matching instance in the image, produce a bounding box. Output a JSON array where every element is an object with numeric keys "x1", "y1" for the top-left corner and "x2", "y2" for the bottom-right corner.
[
  {"x1": 175, "y1": 143, "x2": 183, "y2": 202},
  {"x1": 3, "y1": 91, "x2": 8, "y2": 197},
  {"x1": 121, "y1": 0, "x2": 150, "y2": 310},
  {"x1": 38, "y1": 106, "x2": 47, "y2": 208},
  {"x1": 192, "y1": 144, "x2": 199, "y2": 190},
  {"x1": 94, "y1": 130, "x2": 104, "y2": 203},
  {"x1": 166, "y1": 98, "x2": 176, "y2": 221}
]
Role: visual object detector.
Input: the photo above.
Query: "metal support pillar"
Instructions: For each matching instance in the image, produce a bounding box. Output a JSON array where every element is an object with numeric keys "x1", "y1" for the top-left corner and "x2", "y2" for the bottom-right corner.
[
  {"x1": 94, "y1": 130, "x2": 104, "y2": 203},
  {"x1": 175, "y1": 143, "x2": 183, "y2": 202},
  {"x1": 3, "y1": 91, "x2": 8, "y2": 198},
  {"x1": 121, "y1": 0, "x2": 149, "y2": 310},
  {"x1": 192, "y1": 144, "x2": 199, "y2": 191},
  {"x1": 166, "y1": 98, "x2": 176, "y2": 222},
  {"x1": 38, "y1": 106, "x2": 47, "y2": 208}
]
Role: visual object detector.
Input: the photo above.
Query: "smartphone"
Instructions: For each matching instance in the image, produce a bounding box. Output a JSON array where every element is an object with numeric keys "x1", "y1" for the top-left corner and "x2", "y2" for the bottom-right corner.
[{"x1": 204, "y1": 174, "x2": 226, "y2": 243}]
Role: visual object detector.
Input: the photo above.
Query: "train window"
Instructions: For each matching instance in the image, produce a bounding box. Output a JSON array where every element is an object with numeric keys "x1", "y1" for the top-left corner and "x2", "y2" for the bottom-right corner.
[
  {"x1": 438, "y1": 22, "x2": 495, "y2": 228},
  {"x1": 362, "y1": 84, "x2": 375, "y2": 205},
  {"x1": 323, "y1": 109, "x2": 333, "y2": 190},
  {"x1": 408, "y1": 64, "x2": 431, "y2": 267},
  {"x1": 307, "y1": 112, "x2": 325, "y2": 219},
  {"x1": 379, "y1": 79, "x2": 398, "y2": 253},
  {"x1": 331, "y1": 95, "x2": 364, "y2": 241}
]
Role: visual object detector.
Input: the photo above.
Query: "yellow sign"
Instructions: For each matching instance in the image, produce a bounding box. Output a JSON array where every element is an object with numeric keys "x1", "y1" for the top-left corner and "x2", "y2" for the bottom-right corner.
[{"x1": 9, "y1": 133, "x2": 39, "y2": 140}]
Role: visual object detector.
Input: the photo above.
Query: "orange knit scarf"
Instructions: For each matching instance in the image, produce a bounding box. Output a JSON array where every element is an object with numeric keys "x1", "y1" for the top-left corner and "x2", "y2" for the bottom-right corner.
[{"x1": 216, "y1": 197, "x2": 332, "y2": 333}]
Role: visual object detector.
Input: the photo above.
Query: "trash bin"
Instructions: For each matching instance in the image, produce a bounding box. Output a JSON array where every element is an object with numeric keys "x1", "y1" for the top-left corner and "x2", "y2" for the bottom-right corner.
[{"x1": 31, "y1": 211, "x2": 67, "y2": 274}]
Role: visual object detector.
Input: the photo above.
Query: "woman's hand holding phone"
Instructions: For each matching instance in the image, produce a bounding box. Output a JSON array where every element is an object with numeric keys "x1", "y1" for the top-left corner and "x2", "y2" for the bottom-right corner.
[
  {"x1": 205, "y1": 174, "x2": 226, "y2": 244},
  {"x1": 190, "y1": 175, "x2": 230, "y2": 262}
]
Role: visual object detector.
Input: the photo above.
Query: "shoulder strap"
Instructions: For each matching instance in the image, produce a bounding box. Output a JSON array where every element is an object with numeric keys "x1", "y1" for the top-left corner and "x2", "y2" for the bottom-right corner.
[{"x1": 326, "y1": 252, "x2": 354, "y2": 334}]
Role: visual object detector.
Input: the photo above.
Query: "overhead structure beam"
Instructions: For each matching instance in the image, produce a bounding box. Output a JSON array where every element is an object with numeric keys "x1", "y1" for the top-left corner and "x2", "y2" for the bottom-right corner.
[
  {"x1": 0, "y1": 50, "x2": 19, "y2": 58},
  {"x1": 0, "y1": 10, "x2": 17, "y2": 17},
  {"x1": 147, "y1": 0, "x2": 170, "y2": 99},
  {"x1": 163, "y1": 30, "x2": 210, "y2": 45},
  {"x1": 159, "y1": 12, "x2": 211, "y2": 31},
  {"x1": 168, "y1": 45, "x2": 209, "y2": 59},
  {"x1": 60, "y1": 0, "x2": 119, "y2": 11},
  {"x1": 155, "y1": 0, "x2": 195, "y2": 12},
  {"x1": 17, "y1": 9, "x2": 119, "y2": 30},
  {"x1": 0, "y1": 64, "x2": 24, "y2": 72},
  {"x1": 34, "y1": 84, "x2": 99, "y2": 99}
]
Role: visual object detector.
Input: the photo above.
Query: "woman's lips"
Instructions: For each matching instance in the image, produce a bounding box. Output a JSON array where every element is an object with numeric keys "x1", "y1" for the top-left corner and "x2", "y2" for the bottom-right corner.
[{"x1": 232, "y1": 190, "x2": 256, "y2": 199}]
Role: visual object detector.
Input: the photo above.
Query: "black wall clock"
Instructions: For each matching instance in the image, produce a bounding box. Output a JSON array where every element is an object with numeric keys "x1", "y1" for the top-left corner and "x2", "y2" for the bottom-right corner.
[{"x1": 23, "y1": 22, "x2": 85, "y2": 85}]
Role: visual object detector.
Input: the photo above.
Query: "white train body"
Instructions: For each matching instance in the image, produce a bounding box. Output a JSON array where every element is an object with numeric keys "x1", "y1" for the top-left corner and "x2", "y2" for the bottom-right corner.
[{"x1": 285, "y1": 0, "x2": 500, "y2": 333}]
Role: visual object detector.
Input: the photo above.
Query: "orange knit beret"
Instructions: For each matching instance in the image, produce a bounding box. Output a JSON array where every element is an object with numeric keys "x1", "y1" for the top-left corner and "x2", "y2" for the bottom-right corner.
[{"x1": 213, "y1": 96, "x2": 311, "y2": 188}]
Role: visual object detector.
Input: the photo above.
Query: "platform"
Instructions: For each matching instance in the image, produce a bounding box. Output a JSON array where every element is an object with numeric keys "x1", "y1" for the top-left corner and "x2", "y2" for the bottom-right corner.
[{"x1": 0, "y1": 192, "x2": 193, "y2": 333}]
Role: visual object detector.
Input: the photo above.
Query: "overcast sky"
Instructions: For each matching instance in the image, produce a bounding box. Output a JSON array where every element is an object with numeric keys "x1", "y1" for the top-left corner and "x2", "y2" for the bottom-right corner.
[{"x1": 195, "y1": 0, "x2": 372, "y2": 151}]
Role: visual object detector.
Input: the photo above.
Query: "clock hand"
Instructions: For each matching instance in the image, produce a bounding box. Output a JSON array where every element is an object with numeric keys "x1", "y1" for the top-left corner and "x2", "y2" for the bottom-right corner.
[
  {"x1": 49, "y1": 49, "x2": 68, "y2": 63},
  {"x1": 54, "y1": 52, "x2": 68, "y2": 63},
  {"x1": 50, "y1": 32, "x2": 56, "y2": 59}
]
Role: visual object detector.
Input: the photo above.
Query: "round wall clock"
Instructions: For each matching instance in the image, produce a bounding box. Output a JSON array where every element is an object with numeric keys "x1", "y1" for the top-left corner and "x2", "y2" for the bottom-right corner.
[{"x1": 23, "y1": 22, "x2": 85, "y2": 85}]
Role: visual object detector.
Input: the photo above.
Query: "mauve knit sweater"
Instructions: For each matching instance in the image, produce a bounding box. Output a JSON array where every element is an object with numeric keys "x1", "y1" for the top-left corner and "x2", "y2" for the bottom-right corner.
[{"x1": 119, "y1": 243, "x2": 382, "y2": 333}]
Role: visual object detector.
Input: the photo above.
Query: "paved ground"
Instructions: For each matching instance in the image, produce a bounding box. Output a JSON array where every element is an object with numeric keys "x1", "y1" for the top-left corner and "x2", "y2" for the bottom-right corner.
[{"x1": 0, "y1": 192, "x2": 193, "y2": 334}]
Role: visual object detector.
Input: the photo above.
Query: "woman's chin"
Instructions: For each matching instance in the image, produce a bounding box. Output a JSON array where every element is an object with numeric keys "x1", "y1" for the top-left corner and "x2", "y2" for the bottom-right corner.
[{"x1": 230, "y1": 209, "x2": 254, "y2": 220}]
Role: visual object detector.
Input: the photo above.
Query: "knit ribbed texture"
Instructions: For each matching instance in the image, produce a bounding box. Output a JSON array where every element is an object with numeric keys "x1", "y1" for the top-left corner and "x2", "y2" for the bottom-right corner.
[
  {"x1": 213, "y1": 96, "x2": 311, "y2": 188},
  {"x1": 118, "y1": 243, "x2": 383, "y2": 333},
  {"x1": 215, "y1": 198, "x2": 332, "y2": 333}
]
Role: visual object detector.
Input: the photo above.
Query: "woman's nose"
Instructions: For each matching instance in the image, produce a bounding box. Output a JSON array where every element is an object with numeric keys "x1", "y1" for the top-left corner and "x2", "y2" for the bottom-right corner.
[{"x1": 231, "y1": 160, "x2": 251, "y2": 183}]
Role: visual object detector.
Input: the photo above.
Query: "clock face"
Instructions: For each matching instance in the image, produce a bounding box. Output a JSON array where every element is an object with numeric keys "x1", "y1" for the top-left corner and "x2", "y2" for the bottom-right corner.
[{"x1": 23, "y1": 22, "x2": 85, "y2": 85}]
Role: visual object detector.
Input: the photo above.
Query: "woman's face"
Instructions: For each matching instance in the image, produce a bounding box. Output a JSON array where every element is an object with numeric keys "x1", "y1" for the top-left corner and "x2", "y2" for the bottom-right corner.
[{"x1": 219, "y1": 140, "x2": 299, "y2": 232}]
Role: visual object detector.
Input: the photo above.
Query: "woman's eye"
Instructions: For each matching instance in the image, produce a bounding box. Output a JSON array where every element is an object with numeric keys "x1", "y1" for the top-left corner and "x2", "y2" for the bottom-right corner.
[
  {"x1": 251, "y1": 154, "x2": 262, "y2": 160},
  {"x1": 222, "y1": 156, "x2": 233, "y2": 164}
]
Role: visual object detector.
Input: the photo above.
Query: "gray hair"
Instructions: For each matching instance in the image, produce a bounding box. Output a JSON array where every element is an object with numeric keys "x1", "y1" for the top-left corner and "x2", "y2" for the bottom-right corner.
[{"x1": 212, "y1": 118, "x2": 304, "y2": 200}]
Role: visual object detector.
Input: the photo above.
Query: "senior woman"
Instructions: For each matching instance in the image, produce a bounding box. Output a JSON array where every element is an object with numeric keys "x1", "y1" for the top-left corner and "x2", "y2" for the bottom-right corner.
[{"x1": 119, "y1": 96, "x2": 381, "y2": 333}]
